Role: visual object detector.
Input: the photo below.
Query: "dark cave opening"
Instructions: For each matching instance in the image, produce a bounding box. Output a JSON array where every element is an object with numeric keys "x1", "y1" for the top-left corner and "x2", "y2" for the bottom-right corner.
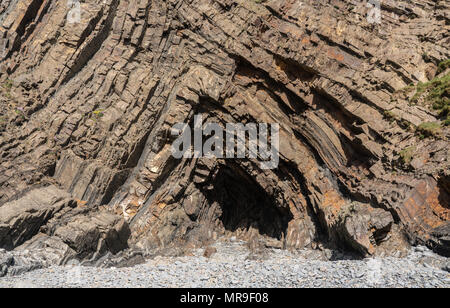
[{"x1": 201, "y1": 165, "x2": 293, "y2": 241}]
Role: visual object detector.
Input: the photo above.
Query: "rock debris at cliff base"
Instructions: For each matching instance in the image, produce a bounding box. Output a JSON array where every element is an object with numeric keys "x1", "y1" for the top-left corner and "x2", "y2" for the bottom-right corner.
[
  {"x1": 0, "y1": 241, "x2": 449, "y2": 288},
  {"x1": 0, "y1": 0, "x2": 449, "y2": 276}
]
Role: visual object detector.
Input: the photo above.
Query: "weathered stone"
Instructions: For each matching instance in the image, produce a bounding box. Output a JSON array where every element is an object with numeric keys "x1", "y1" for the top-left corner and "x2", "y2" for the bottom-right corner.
[
  {"x1": 0, "y1": 187, "x2": 131, "y2": 274},
  {"x1": 0, "y1": 0, "x2": 449, "y2": 259},
  {"x1": 398, "y1": 177, "x2": 450, "y2": 250},
  {"x1": 0, "y1": 250, "x2": 13, "y2": 277},
  {"x1": 336, "y1": 203, "x2": 394, "y2": 256},
  {"x1": 444, "y1": 261, "x2": 450, "y2": 273},
  {"x1": 0, "y1": 186, "x2": 75, "y2": 250},
  {"x1": 47, "y1": 208, "x2": 131, "y2": 259},
  {"x1": 429, "y1": 223, "x2": 450, "y2": 257}
]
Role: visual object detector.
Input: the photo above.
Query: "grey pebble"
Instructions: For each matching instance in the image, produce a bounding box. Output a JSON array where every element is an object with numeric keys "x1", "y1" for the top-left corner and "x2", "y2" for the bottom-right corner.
[{"x1": 0, "y1": 241, "x2": 448, "y2": 288}]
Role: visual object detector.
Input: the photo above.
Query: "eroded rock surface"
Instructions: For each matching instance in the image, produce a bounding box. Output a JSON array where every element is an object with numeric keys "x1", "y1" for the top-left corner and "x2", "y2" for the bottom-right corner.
[
  {"x1": 0, "y1": 186, "x2": 129, "y2": 276},
  {"x1": 0, "y1": 0, "x2": 449, "y2": 267},
  {"x1": 0, "y1": 186, "x2": 75, "y2": 250}
]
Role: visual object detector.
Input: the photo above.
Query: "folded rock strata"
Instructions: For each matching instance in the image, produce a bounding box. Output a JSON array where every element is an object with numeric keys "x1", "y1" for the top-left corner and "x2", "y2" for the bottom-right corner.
[
  {"x1": 0, "y1": 185, "x2": 74, "y2": 250},
  {"x1": 0, "y1": 0, "x2": 448, "y2": 264},
  {"x1": 0, "y1": 186, "x2": 129, "y2": 276}
]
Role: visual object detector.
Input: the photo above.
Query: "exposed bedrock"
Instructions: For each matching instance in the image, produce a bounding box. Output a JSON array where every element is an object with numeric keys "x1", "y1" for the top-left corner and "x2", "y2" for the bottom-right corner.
[
  {"x1": 0, "y1": 186, "x2": 130, "y2": 276},
  {"x1": 0, "y1": 0, "x2": 449, "y2": 260}
]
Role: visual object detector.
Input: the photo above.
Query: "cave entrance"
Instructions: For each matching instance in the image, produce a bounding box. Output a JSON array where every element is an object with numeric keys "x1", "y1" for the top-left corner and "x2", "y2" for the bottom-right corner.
[{"x1": 202, "y1": 165, "x2": 293, "y2": 241}]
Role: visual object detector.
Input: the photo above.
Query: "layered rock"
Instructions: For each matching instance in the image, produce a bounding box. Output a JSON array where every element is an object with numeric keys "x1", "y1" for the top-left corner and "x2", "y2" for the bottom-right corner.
[
  {"x1": 0, "y1": 186, "x2": 130, "y2": 276},
  {"x1": 0, "y1": 0, "x2": 448, "y2": 260},
  {"x1": 0, "y1": 186, "x2": 75, "y2": 249}
]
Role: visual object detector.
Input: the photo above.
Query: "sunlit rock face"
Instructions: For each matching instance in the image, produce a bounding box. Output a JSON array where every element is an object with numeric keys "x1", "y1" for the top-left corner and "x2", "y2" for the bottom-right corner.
[{"x1": 0, "y1": 0, "x2": 449, "y2": 261}]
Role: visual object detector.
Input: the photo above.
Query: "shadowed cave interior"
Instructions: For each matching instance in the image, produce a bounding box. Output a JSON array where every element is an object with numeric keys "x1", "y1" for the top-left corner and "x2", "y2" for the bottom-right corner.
[{"x1": 200, "y1": 165, "x2": 293, "y2": 241}]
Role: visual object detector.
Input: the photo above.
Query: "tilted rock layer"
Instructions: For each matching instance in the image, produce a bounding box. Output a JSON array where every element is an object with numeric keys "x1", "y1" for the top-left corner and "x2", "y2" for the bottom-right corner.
[{"x1": 0, "y1": 0, "x2": 449, "y2": 259}]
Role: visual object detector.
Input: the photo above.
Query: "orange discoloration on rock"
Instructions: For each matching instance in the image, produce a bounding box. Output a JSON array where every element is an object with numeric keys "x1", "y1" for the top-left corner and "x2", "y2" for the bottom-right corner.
[
  {"x1": 400, "y1": 178, "x2": 449, "y2": 238},
  {"x1": 301, "y1": 37, "x2": 311, "y2": 45},
  {"x1": 158, "y1": 202, "x2": 167, "y2": 210},
  {"x1": 321, "y1": 189, "x2": 346, "y2": 222},
  {"x1": 327, "y1": 48, "x2": 345, "y2": 63},
  {"x1": 425, "y1": 184, "x2": 449, "y2": 221},
  {"x1": 75, "y1": 199, "x2": 87, "y2": 207},
  {"x1": 368, "y1": 243, "x2": 375, "y2": 255}
]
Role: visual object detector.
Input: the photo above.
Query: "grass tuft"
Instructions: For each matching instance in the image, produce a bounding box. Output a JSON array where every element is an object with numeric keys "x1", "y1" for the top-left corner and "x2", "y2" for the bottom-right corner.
[
  {"x1": 399, "y1": 146, "x2": 416, "y2": 165},
  {"x1": 416, "y1": 122, "x2": 442, "y2": 138}
]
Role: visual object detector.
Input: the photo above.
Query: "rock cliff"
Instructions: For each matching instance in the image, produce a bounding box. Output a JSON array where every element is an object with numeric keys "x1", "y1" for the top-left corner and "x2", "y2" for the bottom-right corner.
[{"x1": 0, "y1": 0, "x2": 449, "y2": 268}]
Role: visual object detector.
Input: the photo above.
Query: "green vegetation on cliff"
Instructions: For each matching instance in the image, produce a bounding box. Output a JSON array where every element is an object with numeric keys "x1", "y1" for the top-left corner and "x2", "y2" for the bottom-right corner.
[{"x1": 410, "y1": 71, "x2": 449, "y2": 126}]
